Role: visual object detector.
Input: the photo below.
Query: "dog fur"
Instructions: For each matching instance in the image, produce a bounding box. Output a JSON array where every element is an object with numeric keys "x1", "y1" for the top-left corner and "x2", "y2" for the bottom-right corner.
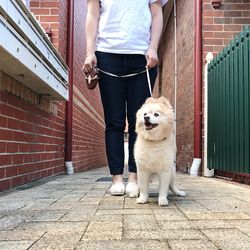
[{"x1": 134, "y1": 96, "x2": 186, "y2": 206}]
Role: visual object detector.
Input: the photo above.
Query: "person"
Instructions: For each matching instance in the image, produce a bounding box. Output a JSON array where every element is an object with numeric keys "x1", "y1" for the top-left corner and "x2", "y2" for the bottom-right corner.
[{"x1": 83, "y1": 0, "x2": 167, "y2": 196}]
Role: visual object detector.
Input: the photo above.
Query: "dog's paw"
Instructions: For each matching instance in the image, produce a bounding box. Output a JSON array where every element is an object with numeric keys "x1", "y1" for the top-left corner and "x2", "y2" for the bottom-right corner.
[
  {"x1": 137, "y1": 195, "x2": 148, "y2": 204},
  {"x1": 129, "y1": 191, "x2": 139, "y2": 198},
  {"x1": 177, "y1": 191, "x2": 186, "y2": 197},
  {"x1": 158, "y1": 196, "x2": 169, "y2": 206}
]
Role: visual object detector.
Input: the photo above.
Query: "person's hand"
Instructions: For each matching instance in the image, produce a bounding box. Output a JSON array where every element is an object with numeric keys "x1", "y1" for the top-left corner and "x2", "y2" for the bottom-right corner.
[
  {"x1": 145, "y1": 47, "x2": 158, "y2": 68},
  {"x1": 82, "y1": 53, "x2": 97, "y2": 73}
]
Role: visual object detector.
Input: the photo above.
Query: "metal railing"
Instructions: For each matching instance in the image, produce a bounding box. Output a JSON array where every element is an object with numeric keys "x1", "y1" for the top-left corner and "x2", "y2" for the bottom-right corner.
[{"x1": 207, "y1": 26, "x2": 250, "y2": 174}]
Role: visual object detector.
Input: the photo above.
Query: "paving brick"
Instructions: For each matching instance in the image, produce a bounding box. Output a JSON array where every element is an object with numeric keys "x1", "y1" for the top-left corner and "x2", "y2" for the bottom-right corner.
[
  {"x1": 95, "y1": 208, "x2": 152, "y2": 216},
  {"x1": 79, "y1": 196, "x2": 103, "y2": 204},
  {"x1": 169, "y1": 239, "x2": 217, "y2": 250},
  {"x1": 124, "y1": 214, "x2": 159, "y2": 230},
  {"x1": 21, "y1": 199, "x2": 56, "y2": 211},
  {"x1": 123, "y1": 229, "x2": 205, "y2": 240},
  {"x1": 153, "y1": 208, "x2": 188, "y2": 221},
  {"x1": 0, "y1": 241, "x2": 34, "y2": 250},
  {"x1": 76, "y1": 240, "x2": 170, "y2": 250},
  {"x1": 92, "y1": 214, "x2": 123, "y2": 222},
  {"x1": 158, "y1": 219, "x2": 233, "y2": 230},
  {"x1": 29, "y1": 231, "x2": 82, "y2": 250},
  {"x1": 227, "y1": 220, "x2": 250, "y2": 236},
  {"x1": 82, "y1": 221, "x2": 122, "y2": 241},
  {"x1": 196, "y1": 199, "x2": 241, "y2": 212},
  {"x1": 1, "y1": 167, "x2": 250, "y2": 250},
  {"x1": 175, "y1": 200, "x2": 209, "y2": 213},
  {"x1": 98, "y1": 202, "x2": 124, "y2": 209},
  {"x1": 86, "y1": 221, "x2": 122, "y2": 231},
  {"x1": 0, "y1": 230, "x2": 44, "y2": 241},
  {"x1": 17, "y1": 221, "x2": 88, "y2": 232},
  {"x1": 59, "y1": 194, "x2": 85, "y2": 202},
  {"x1": 0, "y1": 212, "x2": 35, "y2": 230},
  {"x1": 82, "y1": 230, "x2": 122, "y2": 241},
  {"x1": 47, "y1": 201, "x2": 77, "y2": 210},
  {"x1": 202, "y1": 228, "x2": 250, "y2": 250},
  {"x1": 0, "y1": 200, "x2": 26, "y2": 210},
  {"x1": 84, "y1": 190, "x2": 106, "y2": 198},
  {"x1": 185, "y1": 212, "x2": 250, "y2": 220},
  {"x1": 60, "y1": 207, "x2": 97, "y2": 221},
  {"x1": 31, "y1": 210, "x2": 67, "y2": 222}
]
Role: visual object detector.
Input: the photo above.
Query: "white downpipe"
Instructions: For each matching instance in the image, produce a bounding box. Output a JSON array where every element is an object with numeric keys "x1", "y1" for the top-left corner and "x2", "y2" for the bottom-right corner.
[
  {"x1": 65, "y1": 161, "x2": 74, "y2": 175},
  {"x1": 190, "y1": 158, "x2": 201, "y2": 176},
  {"x1": 173, "y1": 0, "x2": 177, "y2": 167},
  {"x1": 204, "y1": 52, "x2": 214, "y2": 177}
]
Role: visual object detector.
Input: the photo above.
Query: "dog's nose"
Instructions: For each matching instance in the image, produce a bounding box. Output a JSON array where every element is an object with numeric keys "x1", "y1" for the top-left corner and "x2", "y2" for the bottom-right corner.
[{"x1": 144, "y1": 116, "x2": 150, "y2": 122}]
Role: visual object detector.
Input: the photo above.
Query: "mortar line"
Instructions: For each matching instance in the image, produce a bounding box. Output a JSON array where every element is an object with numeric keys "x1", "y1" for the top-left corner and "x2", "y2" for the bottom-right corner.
[{"x1": 27, "y1": 231, "x2": 47, "y2": 250}]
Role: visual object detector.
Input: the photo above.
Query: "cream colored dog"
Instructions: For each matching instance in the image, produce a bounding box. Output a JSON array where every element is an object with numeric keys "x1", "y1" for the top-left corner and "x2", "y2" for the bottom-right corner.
[{"x1": 134, "y1": 96, "x2": 186, "y2": 206}]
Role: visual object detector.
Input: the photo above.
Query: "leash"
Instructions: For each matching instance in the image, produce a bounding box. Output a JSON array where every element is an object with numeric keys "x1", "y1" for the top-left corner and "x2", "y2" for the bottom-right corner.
[
  {"x1": 145, "y1": 66, "x2": 152, "y2": 97},
  {"x1": 97, "y1": 66, "x2": 153, "y2": 97}
]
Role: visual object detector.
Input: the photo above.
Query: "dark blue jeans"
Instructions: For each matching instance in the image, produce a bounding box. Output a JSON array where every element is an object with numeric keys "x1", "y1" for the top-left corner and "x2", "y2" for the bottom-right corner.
[{"x1": 96, "y1": 51, "x2": 157, "y2": 175}]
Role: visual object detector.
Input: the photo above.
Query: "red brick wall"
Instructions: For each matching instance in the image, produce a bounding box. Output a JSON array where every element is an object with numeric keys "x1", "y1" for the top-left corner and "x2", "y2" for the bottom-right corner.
[
  {"x1": 203, "y1": 0, "x2": 250, "y2": 60},
  {"x1": 58, "y1": 0, "x2": 68, "y2": 61},
  {"x1": 159, "y1": 0, "x2": 195, "y2": 172},
  {"x1": 0, "y1": 0, "x2": 106, "y2": 191},
  {"x1": 30, "y1": 0, "x2": 68, "y2": 60},
  {"x1": 72, "y1": 0, "x2": 106, "y2": 172},
  {"x1": 30, "y1": 0, "x2": 60, "y2": 48},
  {"x1": 0, "y1": 83, "x2": 65, "y2": 191}
]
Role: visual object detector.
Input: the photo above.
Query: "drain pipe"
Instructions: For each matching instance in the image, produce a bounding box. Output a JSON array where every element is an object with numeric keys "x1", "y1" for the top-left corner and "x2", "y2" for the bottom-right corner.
[
  {"x1": 173, "y1": 0, "x2": 177, "y2": 149},
  {"x1": 65, "y1": 0, "x2": 74, "y2": 175},
  {"x1": 172, "y1": 0, "x2": 178, "y2": 169},
  {"x1": 204, "y1": 52, "x2": 214, "y2": 177},
  {"x1": 190, "y1": 0, "x2": 202, "y2": 176}
]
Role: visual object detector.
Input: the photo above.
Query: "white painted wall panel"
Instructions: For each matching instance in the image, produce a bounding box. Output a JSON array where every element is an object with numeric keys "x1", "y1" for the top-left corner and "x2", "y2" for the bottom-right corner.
[
  {"x1": 0, "y1": 0, "x2": 68, "y2": 100},
  {"x1": 0, "y1": 16, "x2": 68, "y2": 100},
  {"x1": 7, "y1": 0, "x2": 68, "y2": 81}
]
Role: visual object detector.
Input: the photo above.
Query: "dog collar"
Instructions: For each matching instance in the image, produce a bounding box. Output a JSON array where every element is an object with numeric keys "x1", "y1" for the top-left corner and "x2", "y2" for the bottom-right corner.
[{"x1": 147, "y1": 137, "x2": 167, "y2": 142}]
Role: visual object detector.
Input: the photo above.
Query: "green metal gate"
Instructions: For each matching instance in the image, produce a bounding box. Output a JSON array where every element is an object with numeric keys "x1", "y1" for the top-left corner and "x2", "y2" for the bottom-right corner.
[{"x1": 207, "y1": 26, "x2": 250, "y2": 174}]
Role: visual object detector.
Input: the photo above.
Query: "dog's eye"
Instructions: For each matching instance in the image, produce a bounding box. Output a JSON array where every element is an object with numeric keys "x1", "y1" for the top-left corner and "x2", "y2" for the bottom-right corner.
[
  {"x1": 144, "y1": 113, "x2": 147, "y2": 116},
  {"x1": 154, "y1": 113, "x2": 159, "y2": 117}
]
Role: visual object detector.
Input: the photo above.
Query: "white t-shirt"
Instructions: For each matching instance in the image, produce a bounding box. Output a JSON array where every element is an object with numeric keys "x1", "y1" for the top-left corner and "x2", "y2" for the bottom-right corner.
[{"x1": 96, "y1": 0, "x2": 168, "y2": 55}]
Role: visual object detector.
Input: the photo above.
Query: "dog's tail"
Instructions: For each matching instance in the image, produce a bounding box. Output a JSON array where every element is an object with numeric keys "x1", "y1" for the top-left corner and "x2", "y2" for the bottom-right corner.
[{"x1": 169, "y1": 184, "x2": 186, "y2": 197}]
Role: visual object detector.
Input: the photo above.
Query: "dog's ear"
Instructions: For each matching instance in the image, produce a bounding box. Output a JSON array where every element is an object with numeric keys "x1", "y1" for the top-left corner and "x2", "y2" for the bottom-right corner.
[
  {"x1": 145, "y1": 97, "x2": 156, "y2": 104},
  {"x1": 157, "y1": 96, "x2": 172, "y2": 109}
]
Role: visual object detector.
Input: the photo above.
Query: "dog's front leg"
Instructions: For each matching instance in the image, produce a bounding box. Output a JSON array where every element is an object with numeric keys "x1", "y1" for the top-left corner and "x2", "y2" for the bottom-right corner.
[
  {"x1": 158, "y1": 171, "x2": 171, "y2": 206},
  {"x1": 137, "y1": 170, "x2": 149, "y2": 204}
]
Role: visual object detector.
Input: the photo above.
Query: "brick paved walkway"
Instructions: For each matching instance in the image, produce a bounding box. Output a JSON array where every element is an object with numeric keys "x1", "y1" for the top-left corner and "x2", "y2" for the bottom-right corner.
[{"x1": 0, "y1": 167, "x2": 250, "y2": 250}]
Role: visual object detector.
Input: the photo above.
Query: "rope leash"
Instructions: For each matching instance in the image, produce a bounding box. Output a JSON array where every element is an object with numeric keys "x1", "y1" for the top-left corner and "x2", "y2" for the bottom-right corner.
[
  {"x1": 145, "y1": 66, "x2": 152, "y2": 97},
  {"x1": 97, "y1": 66, "x2": 152, "y2": 97}
]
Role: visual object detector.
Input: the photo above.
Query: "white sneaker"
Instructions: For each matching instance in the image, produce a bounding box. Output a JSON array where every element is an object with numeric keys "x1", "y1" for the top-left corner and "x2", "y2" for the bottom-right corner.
[
  {"x1": 126, "y1": 182, "x2": 139, "y2": 198},
  {"x1": 108, "y1": 182, "x2": 125, "y2": 196}
]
